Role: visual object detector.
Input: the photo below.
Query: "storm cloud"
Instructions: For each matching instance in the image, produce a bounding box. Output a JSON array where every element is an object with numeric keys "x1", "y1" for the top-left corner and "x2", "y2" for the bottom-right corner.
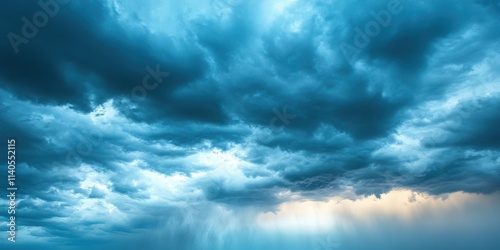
[{"x1": 0, "y1": 0, "x2": 499, "y2": 249}]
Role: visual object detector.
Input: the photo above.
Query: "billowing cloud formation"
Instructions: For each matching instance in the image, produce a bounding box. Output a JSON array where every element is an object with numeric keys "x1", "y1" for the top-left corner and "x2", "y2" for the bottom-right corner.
[{"x1": 0, "y1": 0, "x2": 499, "y2": 249}]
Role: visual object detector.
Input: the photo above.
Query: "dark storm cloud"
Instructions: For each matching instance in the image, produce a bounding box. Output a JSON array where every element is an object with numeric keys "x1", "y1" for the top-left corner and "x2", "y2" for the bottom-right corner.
[
  {"x1": 450, "y1": 97, "x2": 500, "y2": 149},
  {"x1": 1, "y1": 0, "x2": 500, "y2": 249},
  {"x1": 2, "y1": 0, "x2": 498, "y2": 197},
  {"x1": 0, "y1": 0, "x2": 224, "y2": 122}
]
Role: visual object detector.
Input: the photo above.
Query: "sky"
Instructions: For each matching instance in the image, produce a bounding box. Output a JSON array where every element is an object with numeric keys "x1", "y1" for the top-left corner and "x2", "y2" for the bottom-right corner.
[{"x1": 0, "y1": 0, "x2": 500, "y2": 249}]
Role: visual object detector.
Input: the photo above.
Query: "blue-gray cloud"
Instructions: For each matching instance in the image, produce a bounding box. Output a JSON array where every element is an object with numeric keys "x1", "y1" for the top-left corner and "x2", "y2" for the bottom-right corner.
[{"x1": 1, "y1": 0, "x2": 499, "y2": 249}]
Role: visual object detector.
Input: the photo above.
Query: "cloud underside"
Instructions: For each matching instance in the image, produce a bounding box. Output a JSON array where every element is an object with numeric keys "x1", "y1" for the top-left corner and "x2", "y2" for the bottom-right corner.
[{"x1": 0, "y1": 0, "x2": 499, "y2": 249}]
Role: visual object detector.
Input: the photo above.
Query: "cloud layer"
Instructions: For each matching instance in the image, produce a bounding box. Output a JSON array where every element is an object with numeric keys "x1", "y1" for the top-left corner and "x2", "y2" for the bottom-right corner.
[{"x1": 0, "y1": 0, "x2": 499, "y2": 249}]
